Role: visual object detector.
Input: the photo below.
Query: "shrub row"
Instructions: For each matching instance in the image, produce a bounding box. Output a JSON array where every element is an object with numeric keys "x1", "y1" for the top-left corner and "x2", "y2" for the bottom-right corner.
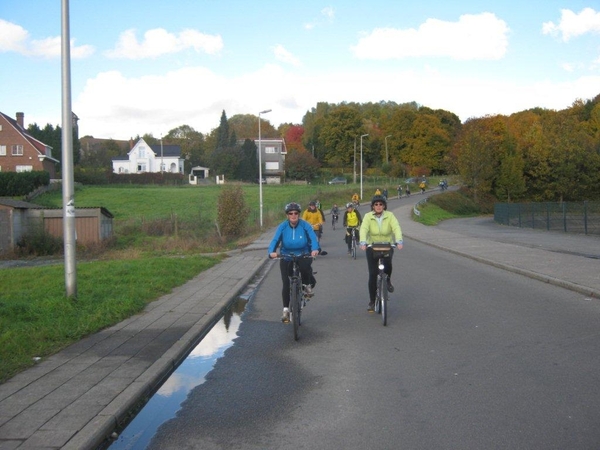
[
  {"x1": 73, "y1": 169, "x2": 186, "y2": 185},
  {"x1": 0, "y1": 171, "x2": 50, "y2": 196}
]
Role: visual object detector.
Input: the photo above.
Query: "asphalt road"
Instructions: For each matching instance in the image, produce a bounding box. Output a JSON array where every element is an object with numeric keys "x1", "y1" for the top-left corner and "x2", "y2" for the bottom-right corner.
[{"x1": 146, "y1": 198, "x2": 600, "y2": 450}]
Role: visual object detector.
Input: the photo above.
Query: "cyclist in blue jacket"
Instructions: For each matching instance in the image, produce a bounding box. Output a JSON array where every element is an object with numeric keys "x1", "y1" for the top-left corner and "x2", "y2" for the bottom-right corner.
[{"x1": 268, "y1": 202, "x2": 320, "y2": 323}]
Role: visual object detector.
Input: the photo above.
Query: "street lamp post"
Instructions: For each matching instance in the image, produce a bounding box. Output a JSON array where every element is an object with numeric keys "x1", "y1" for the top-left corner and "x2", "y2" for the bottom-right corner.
[
  {"x1": 353, "y1": 137, "x2": 357, "y2": 184},
  {"x1": 258, "y1": 109, "x2": 272, "y2": 228},
  {"x1": 160, "y1": 135, "x2": 164, "y2": 173},
  {"x1": 360, "y1": 134, "x2": 368, "y2": 200},
  {"x1": 385, "y1": 135, "x2": 392, "y2": 165}
]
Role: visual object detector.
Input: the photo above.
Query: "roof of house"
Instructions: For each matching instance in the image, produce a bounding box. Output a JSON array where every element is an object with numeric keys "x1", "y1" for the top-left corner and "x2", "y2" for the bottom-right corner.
[
  {"x1": 0, "y1": 112, "x2": 60, "y2": 164},
  {"x1": 149, "y1": 144, "x2": 181, "y2": 158}
]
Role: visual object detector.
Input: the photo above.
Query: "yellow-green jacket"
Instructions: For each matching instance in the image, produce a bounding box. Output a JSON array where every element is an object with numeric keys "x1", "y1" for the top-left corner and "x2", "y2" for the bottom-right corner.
[{"x1": 359, "y1": 210, "x2": 403, "y2": 245}]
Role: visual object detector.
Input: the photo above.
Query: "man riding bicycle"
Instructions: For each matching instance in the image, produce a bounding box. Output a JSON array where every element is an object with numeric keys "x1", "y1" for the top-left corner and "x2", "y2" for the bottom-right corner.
[
  {"x1": 331, "y1": 203, "x2": 340, "y2": 227},
  {"x1": 343, "y1": 202, "x2": 362, "y2": 254},
  {"x1": 302, "y1": 201, "x2": 325, "y2": 244}
]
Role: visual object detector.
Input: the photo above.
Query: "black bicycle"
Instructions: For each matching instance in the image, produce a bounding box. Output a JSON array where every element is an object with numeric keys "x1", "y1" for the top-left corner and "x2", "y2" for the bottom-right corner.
[
  {"x1": 371, "y1": 242, "x2": 393, "y2": 326},
  {"x1": 349, "y1": 227, "x2": 359, "y2": 259},
  {"x1": 332, "y1": 212, "x2": 339, "y2": 230},
  {"x1": 280, "y1": 254, "x2": 314, "y2": 340}
]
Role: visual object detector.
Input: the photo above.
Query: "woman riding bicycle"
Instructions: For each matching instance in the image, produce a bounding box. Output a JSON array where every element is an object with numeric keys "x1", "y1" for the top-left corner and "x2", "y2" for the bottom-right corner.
[
  {"x1": 343, "y1": 202, "x2": 362, "y2": 254},
  {"x1": 359, "y1": 195, "x2": 403, "y2": 312},
  {"x1": 268, "y1": 202, "x2": 320, "y2": 323}
]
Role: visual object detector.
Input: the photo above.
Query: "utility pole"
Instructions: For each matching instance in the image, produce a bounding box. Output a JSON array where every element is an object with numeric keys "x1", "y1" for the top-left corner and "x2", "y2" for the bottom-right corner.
[{"x1": 61, "y1": 0, "x2": 76, "y2": 298}]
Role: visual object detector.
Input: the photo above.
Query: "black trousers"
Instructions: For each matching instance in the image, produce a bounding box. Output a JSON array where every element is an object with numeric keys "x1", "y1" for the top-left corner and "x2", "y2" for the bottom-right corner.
[
  {"x1": 365, "y1": 247, "x2": 393, "y2": 303},
  {"x1": 279, "y1": 258, "x2": 316, "y2": 308}
]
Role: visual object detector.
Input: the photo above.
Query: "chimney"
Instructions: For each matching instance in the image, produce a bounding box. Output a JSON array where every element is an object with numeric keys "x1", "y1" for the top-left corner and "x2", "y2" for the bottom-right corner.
[{"x1": 16, "y1": 112, "x2": 24, "y2": 128}]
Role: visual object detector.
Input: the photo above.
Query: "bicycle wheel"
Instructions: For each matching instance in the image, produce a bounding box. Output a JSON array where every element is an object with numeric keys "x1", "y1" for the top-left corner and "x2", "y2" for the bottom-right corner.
[
  {"x1": 290, "y1": 279, "x2": 301, "y2": 340},
  {"x1": 351, "y1": 238, "x2": 357, "y2": 259},
  {"x1": 381, "y1": 275, "x2": 388, "y2": 326},
  {"x1": 375, "y1": 274, "x2": 382, "y2": 314}
]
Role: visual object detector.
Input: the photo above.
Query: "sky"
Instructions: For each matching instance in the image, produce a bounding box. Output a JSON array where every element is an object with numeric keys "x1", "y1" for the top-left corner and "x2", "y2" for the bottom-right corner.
[{"x1": 1, "y1": 0, "x2": 600, "y2": 141}]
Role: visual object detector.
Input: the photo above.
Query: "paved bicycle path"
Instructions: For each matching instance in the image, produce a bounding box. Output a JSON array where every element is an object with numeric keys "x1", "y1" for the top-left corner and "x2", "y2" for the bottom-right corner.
[{"x1": 1, "y1": 200, "x2": 600, "y2": 449}]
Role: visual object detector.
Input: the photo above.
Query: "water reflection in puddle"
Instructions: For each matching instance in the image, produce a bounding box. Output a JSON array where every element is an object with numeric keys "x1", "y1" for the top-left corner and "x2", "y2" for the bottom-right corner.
[{"x1": 107, "y1": 298, "x2": 248, "y2": 450}]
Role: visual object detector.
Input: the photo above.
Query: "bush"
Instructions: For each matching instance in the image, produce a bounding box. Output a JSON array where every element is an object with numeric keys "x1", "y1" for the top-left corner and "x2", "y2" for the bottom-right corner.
[
  {"x1": 16, "y1": 225, "x2": 63, "y2": 256},
  {"x1": 0, "y1": 171, "x2": 50, "y2": 196},
  {"x1": 107, "y1": 172, "x2": 186, "y2": 185},
  {"x1": 216, "y1": 186, "x2": 250, "y2": 239},
  {"x1": 74, "y1": 167, "x2": 111, "y2": 185},
  {"x1": 428, "y1": 190, "x2": 481, "y2": 215}
]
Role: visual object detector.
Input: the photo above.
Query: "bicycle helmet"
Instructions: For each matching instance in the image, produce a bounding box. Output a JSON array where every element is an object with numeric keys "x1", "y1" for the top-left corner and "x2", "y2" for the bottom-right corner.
[
  {"x1": 285, "y1": 202, "x2": 301, "y2": 213},
  {"x1": 371, "y1": 195, "x2": 387, "y2": 210},
  {"x1": 346, "y1": 202, "x2": 353, "y2": 208}
]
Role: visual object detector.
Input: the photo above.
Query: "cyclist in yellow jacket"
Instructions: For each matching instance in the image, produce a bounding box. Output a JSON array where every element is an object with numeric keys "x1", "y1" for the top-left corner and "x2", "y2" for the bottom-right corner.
[
  {"x1": 302, "y1": 201, "x2": 325, "y2": 244},
  {"x1": 343, "y1": 202, "x2": 362, "y2": 254}
]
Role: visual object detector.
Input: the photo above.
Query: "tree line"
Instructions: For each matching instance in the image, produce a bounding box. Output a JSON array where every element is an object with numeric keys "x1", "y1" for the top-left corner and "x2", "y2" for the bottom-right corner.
[{"x1": 26, "y1": 93, "x2": 600, "y2": 202}]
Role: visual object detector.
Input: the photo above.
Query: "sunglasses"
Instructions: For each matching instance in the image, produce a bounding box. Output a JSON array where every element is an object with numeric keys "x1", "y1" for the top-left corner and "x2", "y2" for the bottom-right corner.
[
  {"x1": 287, "y1": 211, "x2": 299, "y2": 216},
  {"x1": 373, "y1": 202, "x2": 384, "y2": 206}
]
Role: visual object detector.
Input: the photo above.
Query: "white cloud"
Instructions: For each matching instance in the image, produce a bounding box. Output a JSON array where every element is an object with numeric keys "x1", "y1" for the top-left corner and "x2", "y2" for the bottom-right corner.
[
  {"x1": 304, "y1": 6, "x2": 335, "y2": 30},
  {"x1": 0, "y1": 19, "x2": 94, "y2": 59},
  {"x1": 74, "y1": 62, "x2": 600, "y2": 140},
  {"x1": 0, "y1": 19, "x2": 28, "y2": 53},
  {"x1": 352, "y1": 12, "x2": 509, "y2": 60},
  {"x1": 105, "y1": 28, "x2": 223, "y2": 59},
  {"x1": 543, "y1": 8, "x2": 600, "y2": 42},
  {"x1": 273, "y1": 44, "x2": 301, "y2": 66},
  {"x1": 321, "y1": 6, "x2": 335, "y2": 21}
]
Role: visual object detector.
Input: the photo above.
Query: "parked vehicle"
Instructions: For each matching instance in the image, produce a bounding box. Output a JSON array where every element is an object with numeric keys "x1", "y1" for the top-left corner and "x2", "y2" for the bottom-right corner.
[{"x1": 328, "y1": 177, "x2": 347, "y2": 185}]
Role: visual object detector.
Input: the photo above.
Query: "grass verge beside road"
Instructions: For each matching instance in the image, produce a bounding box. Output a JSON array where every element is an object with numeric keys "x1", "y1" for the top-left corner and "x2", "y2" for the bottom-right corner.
[{"x1": 0, "y1": 254, "x2": 222, "y2": 383}]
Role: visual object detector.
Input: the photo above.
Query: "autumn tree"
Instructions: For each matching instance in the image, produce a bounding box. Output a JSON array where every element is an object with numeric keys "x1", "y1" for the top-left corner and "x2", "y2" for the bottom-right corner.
[
  {"x1": 284, "y1": 149, "x2": 320, "y2": 181},
  {"x1": 318, "y1": 105, "x2": 364, "y2": 166},
  {"x1": 165, "y1": 124, "x2": 205, "y2": 173}
]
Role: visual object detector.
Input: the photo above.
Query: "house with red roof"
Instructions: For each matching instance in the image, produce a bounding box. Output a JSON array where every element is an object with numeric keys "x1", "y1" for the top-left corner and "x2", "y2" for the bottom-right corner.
[{"x1": 0, "y1": 111, "x2": 59, "y2": 178}]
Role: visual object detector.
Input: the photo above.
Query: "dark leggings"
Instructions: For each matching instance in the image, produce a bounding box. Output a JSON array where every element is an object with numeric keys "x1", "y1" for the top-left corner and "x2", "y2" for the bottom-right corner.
[
  {"x1": 365, "y1": 247, "x2": 393, "y2": 303},
  {"x1": 279, "y1": 258, "x2": 316, "y2": 308}
]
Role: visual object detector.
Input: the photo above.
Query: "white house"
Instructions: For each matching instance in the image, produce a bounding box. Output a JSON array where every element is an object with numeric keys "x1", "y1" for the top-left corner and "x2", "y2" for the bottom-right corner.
[{"x1": 112, "y1": 138, "x2": 184, "y2": 174}]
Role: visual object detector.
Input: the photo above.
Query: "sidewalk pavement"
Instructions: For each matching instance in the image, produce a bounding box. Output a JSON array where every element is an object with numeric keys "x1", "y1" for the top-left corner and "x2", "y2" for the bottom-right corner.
[{"x1": 1, "y1": 205, "x2": 600, "y2": 449}]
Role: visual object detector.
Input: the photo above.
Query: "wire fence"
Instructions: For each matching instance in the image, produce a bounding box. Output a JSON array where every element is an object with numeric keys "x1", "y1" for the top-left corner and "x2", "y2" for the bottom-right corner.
[{"x1": 494, "y1": 201, "x2": 600, "y2": 235}]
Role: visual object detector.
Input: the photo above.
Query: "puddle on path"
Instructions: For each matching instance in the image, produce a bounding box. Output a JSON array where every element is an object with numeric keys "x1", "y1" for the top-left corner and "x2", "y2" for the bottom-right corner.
[{"x1": 106, "y1": 297, "x2": 250, "y2": 450}]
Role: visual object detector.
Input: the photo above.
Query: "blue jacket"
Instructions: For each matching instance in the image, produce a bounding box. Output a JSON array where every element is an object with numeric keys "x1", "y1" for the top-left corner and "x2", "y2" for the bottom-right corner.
[{"x1": 268, "y1": 219, "x2": 320, "y2": 256}]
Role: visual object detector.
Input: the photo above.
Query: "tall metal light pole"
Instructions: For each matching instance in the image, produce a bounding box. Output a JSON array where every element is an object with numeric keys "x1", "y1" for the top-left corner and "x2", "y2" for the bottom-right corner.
[
  {"x1": 353, "y1": 137, "x2": 357, "y2": 184},
  {"x1": 385, "y1": 134, "x2": 392, "y2": 165},
  {"x1": 258, "y1": 109, "x2": 271, "y2": 228},
  {"x1": 360, "y1": 134, "x2": 368, "y2": 200},
  {"x1": 61, "y1": 0, "x2": 76, "y2": 298},
  {"x1": 160, "y1": 135, "x2": 164, "y2": 173}
]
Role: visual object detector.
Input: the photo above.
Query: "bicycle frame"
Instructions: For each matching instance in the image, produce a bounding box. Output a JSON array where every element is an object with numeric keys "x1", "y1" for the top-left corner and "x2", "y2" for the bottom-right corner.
[
  {"x1": 280, "y1": 254, "x2": 313, "y2": 340},
  {"x1": 371, "y1": 243, "x2": 392, "y2": 326},
  {"x1": 350, "y1": 227, "x2": 358, "y2": 259}
]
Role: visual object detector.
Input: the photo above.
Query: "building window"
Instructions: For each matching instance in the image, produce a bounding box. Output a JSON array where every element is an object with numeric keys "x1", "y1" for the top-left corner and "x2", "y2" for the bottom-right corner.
[
  {"x1": 265, "y1": 162, "x2": 279, "y2": 170},
  {"x1": 12, "y1": 145, "x2": 23, "y2": 156},
  {"x1": 137, "y1": 163, "x2": 146, "y2": 172},
  {"x1": 16, "y1": 165, "x2": 33, "y2": 172},
  {"x1": 139, "y1": 148, "x2": 145, "y2": 158},
  {"x1": 265, "y1": 146, "x2": 277, "y2": 154},
  {"x1": 0, "y1": 145, "x2": 6, "y2": 156}
]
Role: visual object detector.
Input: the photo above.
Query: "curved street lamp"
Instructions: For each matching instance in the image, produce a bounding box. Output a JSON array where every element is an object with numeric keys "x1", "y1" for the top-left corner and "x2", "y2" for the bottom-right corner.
[
  {"x1": 360, "y1": 134, "x2": 368, "y2": 200},
  {"x1": 258, "y1": 109, "x2": 272, "y2": 228}
]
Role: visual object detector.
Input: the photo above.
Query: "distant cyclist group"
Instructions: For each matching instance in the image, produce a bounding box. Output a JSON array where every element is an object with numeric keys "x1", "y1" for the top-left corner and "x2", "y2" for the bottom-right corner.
[{"x1": 268, "y1": 190, "x2": 403, "y2": 325}]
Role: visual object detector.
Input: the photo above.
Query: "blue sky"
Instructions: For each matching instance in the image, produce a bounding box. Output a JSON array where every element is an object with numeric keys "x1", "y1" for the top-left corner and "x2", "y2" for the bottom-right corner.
[{"x1": 1, "y1": 0, "x2": 599, "y2": 140}]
